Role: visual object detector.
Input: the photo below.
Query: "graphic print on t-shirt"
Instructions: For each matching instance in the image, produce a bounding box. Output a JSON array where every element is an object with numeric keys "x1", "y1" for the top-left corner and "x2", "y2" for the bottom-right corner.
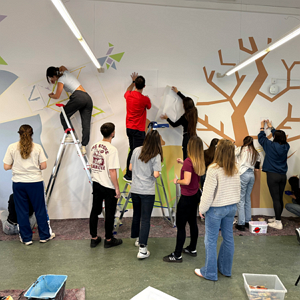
[{"x1": 91, "y1": 144, "x2": 109, "y2": 172}]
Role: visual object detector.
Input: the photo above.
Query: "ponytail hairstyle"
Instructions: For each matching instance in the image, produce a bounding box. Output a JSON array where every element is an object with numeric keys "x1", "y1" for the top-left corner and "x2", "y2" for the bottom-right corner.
[
  {"x1": 46, "y1": 66, "x2": 61, "y2": 83},
  {"x1": 240, "y1": 136, "x2": 259, "y2": 165},
  {"x1": 187, "y1": 135, "x2": 206, "y2": 176},
  {"x1": 183, "y1": 97, "x2": 198, "y2": 137},
  {"x1": 212, "y1": 139, "x2": 237, "y2": 176},
  {"x1": 18, "y1": 125, "x2": 33, "y2": 159},
  {"x1": 139, "y1": 130, "x2": 163, "y2": 163}
]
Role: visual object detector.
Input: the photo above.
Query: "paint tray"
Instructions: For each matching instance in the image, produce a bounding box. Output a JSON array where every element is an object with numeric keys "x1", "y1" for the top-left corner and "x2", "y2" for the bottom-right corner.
[{"x1": 24, "y1": 275, "x2": 67, "y2": 300}]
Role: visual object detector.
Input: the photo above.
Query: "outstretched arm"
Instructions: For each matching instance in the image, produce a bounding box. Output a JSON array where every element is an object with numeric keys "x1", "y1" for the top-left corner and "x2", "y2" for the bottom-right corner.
[
  {"x1": 59, "y1": 66, "x2": 68, "y2": 73},
  {"x1": 126, "y1": 72, "x2": 138, "y2": 92},
  {"x1": 172, "y1": 86, "x2": 185, "y2": 100}
]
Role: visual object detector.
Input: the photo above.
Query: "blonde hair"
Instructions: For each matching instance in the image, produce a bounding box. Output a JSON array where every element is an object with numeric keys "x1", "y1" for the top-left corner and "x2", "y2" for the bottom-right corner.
[
  {"x1": 18, "y1": 125, "x2": 33, "y2": 159},
  {"x1": 187, "y1": 136, "x2": 205, "y2": 176},
  {"x1": 212, "y1": 139, "x2": 237, "y2": 176}
]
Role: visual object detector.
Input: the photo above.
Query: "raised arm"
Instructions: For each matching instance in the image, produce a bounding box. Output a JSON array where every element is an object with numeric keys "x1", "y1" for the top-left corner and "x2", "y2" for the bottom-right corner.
[
  {"x1": 126, "y1": 72, "x2": 138, "y2": 92},
  {"x1": 171, "y1": 86, "x2": 186, "y2": 100},
  {"x1": 59, "y1": 66, "x2": 68, "y2": 73}
]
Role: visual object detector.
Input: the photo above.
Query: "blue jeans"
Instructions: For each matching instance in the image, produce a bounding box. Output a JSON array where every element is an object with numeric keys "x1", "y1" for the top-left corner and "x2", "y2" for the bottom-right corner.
[
  {"x1": 200, "y1": 204, "x2": 237, "y2": 281},
  {"x1": 131, "y1": 193, "x2": 155, "y2": 246},
  {"x1": 285, "y1": 199, "x2": 300, "y2": 217},
  {"x1": 237, "y1": 169, "x2": 255, "y2": 225}
]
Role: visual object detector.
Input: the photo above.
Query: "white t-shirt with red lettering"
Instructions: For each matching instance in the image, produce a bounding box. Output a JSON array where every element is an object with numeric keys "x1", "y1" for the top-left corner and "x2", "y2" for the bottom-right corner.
[{"x1": 90, "y1": 141, "x2": 120, "y2": 189}]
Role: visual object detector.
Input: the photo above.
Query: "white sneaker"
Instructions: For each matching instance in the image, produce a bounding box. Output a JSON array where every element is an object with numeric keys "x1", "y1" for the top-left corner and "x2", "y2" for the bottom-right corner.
[
  {"x1": 81, "y1": 146, "x2": 86, "y2": 155},
  {"x1": 296, "y1": 228, "x2": 300, "y2": 244},
  {"x1": 268, "y1": 220, "x2": 283, "y2": 230},
  {"x1": 233, "y1": 217, "x2": 238, "y2": 225},
  {"x1": 135, "y1": 238, "x2": 139, "y2": 247},
  {"x1": 137, "y1": 246, "x2": 150, "y2": 259},
  {"x1": 268, "y1": 217, "x2": 276, "y2": 223},
  {"x1": 40, "y1": 232, "x2": 56, "y2": 243},
  {"x1": 20, "y1": 240, "x2": 33, "y2": 246},
  {"x1": 64, "y1": 135, "x2": 74, "y2": 143}
]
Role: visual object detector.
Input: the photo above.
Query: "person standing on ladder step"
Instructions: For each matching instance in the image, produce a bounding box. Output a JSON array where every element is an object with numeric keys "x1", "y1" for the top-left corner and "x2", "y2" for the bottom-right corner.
[
  {"x1": 123, "y1": 72, "x2": 151, "y2": 183},
  {"x1": 89, "y1": 122, "x2": 123, "y2": 248},
  {"x1": 46, "y1": 66, "x2": 93, "y2": 155}
]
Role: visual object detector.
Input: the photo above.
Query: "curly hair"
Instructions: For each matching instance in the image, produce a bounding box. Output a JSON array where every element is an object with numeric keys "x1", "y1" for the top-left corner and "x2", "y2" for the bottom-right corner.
[{"x1": 18, "y1": 125, "x2": 33, "y2": 159}]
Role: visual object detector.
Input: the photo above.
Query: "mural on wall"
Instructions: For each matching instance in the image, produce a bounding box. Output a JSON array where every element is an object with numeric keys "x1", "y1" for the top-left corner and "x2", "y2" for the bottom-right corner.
[
  {"x1": 98, "y1": 43, "x2": 125, "y2": 70},
  {"x1": 197, "y1": 37, "x2": 300, "y2": 209}
]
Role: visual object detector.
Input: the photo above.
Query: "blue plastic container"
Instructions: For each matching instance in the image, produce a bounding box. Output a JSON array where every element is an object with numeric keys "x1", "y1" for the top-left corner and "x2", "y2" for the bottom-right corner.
[{"x1": 24, "y1": 275, "x2": 67, "y2": 300}]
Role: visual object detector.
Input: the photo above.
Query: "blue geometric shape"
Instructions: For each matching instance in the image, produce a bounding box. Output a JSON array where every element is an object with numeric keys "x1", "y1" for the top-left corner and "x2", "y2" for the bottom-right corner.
[
  {"x1": 0, "y1": 15, "x2": 7, "y2": 23},
  {"x1": 0, "y1": 70, "x2": 18, "y2": 96},
  {"x1": 111, "y1": 61, "x2": 117, "y2": 70},
  {"x1": 98, "y1": 56, "x2": 108, "y2": 67},
  {"x1": 0, "y1": 114, "x2": 47, "y2": 209}
]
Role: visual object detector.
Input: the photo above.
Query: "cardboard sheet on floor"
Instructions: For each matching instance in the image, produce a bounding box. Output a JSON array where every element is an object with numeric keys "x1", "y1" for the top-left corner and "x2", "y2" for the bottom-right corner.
[{"x1": 131, "y1": 286, "x2": 179, "y2": 300}]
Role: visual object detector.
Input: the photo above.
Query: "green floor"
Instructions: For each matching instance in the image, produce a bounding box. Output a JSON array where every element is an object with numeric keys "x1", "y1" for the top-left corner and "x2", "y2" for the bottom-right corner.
[{"x1": 0, "y1": 236, "x2": 299, "y2": 299}]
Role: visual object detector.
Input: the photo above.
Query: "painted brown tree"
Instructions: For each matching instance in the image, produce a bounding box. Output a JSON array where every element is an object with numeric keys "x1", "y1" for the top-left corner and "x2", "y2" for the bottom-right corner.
[{"x1": 198, "y1": 37, "x2": 300, "y2": 146}]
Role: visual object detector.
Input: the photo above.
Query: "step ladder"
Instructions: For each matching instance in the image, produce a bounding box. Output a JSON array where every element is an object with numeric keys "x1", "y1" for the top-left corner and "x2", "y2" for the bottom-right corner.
[
  {"x1": 114, "y1": 121, "x2": 177, "y2": 234},
  {"x1": 45, "y1": 104, "x2": 92, "y2": 205}
]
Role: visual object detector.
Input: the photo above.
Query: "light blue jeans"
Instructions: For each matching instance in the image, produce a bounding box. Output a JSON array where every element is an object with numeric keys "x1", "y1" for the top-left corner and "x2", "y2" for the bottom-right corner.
[
  {"x1": 237, "y1": 169, "x2": 255, "y2": 225},
  {"x1": 285, "y1": 199, "x2": 300, "y2": 217},
  {"x1": 200, "y1": 204, "x2": 237, "y2": 281}
]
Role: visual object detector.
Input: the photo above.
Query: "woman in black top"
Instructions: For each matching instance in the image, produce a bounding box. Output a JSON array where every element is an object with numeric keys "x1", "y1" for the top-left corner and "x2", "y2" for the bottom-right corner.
[{"x1": 161, "y1": 86, "x2": 198, "y2": 160}]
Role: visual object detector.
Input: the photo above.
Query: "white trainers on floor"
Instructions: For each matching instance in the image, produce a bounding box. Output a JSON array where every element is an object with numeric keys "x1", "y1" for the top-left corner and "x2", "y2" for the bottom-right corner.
[
  {"x1": 81, "y1": 146, "x2": 86, "y2": 155},
  {"x1": 268, "y1": 217, "x2": 276, "y2": 223},
  {"x1": 135, "y1": 238, "x2": 139, "y2": 247},
  {"x1": 137, "y1": 246, "x2": 150, "y2": 259},
  {"x1": 268, "y1": 220, "x2": 283, "y2": 230},
  {"x1": 295, "y1": 228, "x2": 300, "y2": 244},
  {"x1": 40, "y1": 232, "x2": 56, "y2": 243}
]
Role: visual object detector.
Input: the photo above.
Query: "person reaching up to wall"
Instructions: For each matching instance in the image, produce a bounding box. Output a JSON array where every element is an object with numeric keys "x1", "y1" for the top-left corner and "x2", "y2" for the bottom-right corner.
[
  {"x1": 160, "y1": 86, "x2": 198, "y2": 160},
  {"x1": 123, "y1": 73, "x2": 151, "y2": 183},
  {"x1": 258, "y1": 120, "x2": 290, "y2": 230},
  {"x1": 235, "y1": 136, "x2": 260, "y2": 231},
  {"x1": 129, "y1": 130, "x2": 163, "y2": 259},
  {"x1": 163, "y1": 136, "x2": 205, "y2": 263},
  {"x1": 46, "y1": 66, "x2": 93, "y2": 155},
  {"x1": 3, "y1": 125, "x2": 55, "y2": 245}
]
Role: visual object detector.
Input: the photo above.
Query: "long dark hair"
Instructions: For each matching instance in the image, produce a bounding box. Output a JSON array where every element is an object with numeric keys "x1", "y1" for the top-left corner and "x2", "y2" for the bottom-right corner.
[
  {"x1": 240, "y1": 136, "x2": 259, "y2": 165},
  {"x1": 139, "y1": 130, "x2": 163, "y2": 163},
  {"x1": 187, "y1": 136, "x2": 205, "y2": 176},
  {"x1": 46, "y1": 66, "x2": 62, "y2": 83},
  {"x1": 273, "y1": 130, "x2": 287, "y2": 145},
  {"x1": 18, "y1": 125, "x2": 33, "y2": 159},
  {"x1": 204, "y1": 138, "x2": 219, "y2": 168},
  {"x1": 183, "y1": 97, "x2": 198, "y2": 137}
]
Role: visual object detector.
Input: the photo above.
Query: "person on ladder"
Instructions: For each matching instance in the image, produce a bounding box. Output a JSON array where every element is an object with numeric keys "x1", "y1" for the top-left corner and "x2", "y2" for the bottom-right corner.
[
  {"x1": 46, "y1": 66, "x2": 93, "y2": 155},
  {"x1": 123, "y1": 72, "x2": 151, "y2": 183}
]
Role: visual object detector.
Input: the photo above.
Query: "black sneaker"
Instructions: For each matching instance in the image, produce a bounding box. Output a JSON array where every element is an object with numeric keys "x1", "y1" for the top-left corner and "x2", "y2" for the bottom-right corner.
[
  {"x1": 104, "y1": 237, "x2": 123, "y2": 248},
  {"x1": 90, "y1": 236, "x2": 101, "y2": 248},
  {"x1": 296, "y1": 228, "x2": 300, "y2": 245},
  {"x1": 163, "y1": 253, "x2": 182, "y2": 263},
  {"x1": 183, "y1": 247, "x2": 197, "y2": 257},
  {"x1": 123, "y1": 174, "x2": 132, "y2": 183},
  {"x1": 235, "y1": 224, "x2": 245, "y2": 231}
]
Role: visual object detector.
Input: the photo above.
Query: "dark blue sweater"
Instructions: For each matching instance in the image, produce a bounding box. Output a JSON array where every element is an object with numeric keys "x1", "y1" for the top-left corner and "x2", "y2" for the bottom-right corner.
[{"x1": 258, "y1": 129, "x2": 290, "y2": 174}]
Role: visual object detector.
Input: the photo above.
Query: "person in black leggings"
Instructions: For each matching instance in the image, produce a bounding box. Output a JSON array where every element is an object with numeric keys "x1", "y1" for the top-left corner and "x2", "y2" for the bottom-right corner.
[
  {"x1": 161, "y1": 86, "x2": 198, "y2": 160},
  {"x1": 258, "y1": 119, "x2": 290, "y2": 230}
]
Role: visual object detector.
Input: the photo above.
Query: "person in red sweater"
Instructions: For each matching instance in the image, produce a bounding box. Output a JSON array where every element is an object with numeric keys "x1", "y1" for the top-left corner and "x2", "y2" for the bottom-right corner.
[{"x1": 123, "y1": 72, "x2": 151, "y2": 182}]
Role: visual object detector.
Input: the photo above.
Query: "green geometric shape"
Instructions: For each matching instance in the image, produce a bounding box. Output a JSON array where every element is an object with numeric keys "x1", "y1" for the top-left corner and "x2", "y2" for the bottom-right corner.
[
  {"x1": 0, "y1": 56, "x2": 7, "y2": 65},
  {"x1": 109, "y1": 52, "x2": 125, "y2": 63},
  {"x1": 108, "y1": 43, "x2": 114, "y2": 47},
  {"x1": 106, "y1": 63, "x2": 110, "y2": 69}
]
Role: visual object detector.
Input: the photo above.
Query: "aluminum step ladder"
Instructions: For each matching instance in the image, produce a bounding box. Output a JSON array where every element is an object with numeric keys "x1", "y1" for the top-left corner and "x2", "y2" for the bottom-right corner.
[
  {"x1": 45, "y1": 103, "x2": 92, "y2": 205},
  {"x1": 114, "y1": 121, "x2": 177, "y2": 234}
]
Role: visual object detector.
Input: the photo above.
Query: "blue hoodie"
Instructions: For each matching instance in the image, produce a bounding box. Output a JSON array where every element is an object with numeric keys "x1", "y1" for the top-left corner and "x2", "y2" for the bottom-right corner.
[{"x1": 258, "y1": 129, "x2": 290, "y2": 174}]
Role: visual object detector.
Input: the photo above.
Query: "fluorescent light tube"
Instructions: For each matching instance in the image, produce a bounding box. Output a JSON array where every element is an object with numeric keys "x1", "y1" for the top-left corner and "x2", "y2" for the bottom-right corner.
[
  {"x1": 268, "y1": 28, "x2": 300, "y2": 51},
  {"x1": 51, "y1": 0, "x2": 102, "y2": 70}
]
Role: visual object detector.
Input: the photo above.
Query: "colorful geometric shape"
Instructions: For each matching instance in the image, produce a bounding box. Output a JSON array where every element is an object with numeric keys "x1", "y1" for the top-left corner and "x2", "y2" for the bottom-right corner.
[
  {"x1": 106, "y1": 47, "x2": 114, "y2": 55},
  {"x1": 108, "y1": 43, "x2": 114, "y2": 47},
  {"x1": 0, "y1": 15, "x2": 7, "y2": 23},
  {"x1": 98, "y1": 56, "x2": 107, "y2": 67},
  {"x1": 107, "y1": 57, "x2": 113, "y2": 64},
  {"x1": 109, "y1": 52, "x2": 125, "y2": 63},
  {"x1": 0, "y1": 70, "x2": 18, "y2": 96},
  {"x1": 111, "y1": 62, "x2": 117, "y2": 70},
  {"x1": 0, "y1": 56, "x2": 7, "y2": 65},
  {"x1": 106, "y1": 63, "x2": 110, "y2": 69}
]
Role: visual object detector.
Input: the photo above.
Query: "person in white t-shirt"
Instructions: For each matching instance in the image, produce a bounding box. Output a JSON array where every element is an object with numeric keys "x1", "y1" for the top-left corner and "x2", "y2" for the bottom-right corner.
[
  {"x1": 89, "y1": 122, "x2": 122, "y2": 248},
  {"x1": 46, "y1": 66, "x2": 93, "y2": 155},
  {"x1": 3, "y1": 125, "x2": 55, "y2": 245},
  {"x1": 235, "y1": 136, "x2": 260, "y2": 231}
]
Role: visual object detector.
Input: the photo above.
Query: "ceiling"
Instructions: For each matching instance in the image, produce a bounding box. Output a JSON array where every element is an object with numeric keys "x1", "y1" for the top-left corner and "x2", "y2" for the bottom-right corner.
[{"x1": 84, "y1": 0, "x2": 300, "y2": 15}]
